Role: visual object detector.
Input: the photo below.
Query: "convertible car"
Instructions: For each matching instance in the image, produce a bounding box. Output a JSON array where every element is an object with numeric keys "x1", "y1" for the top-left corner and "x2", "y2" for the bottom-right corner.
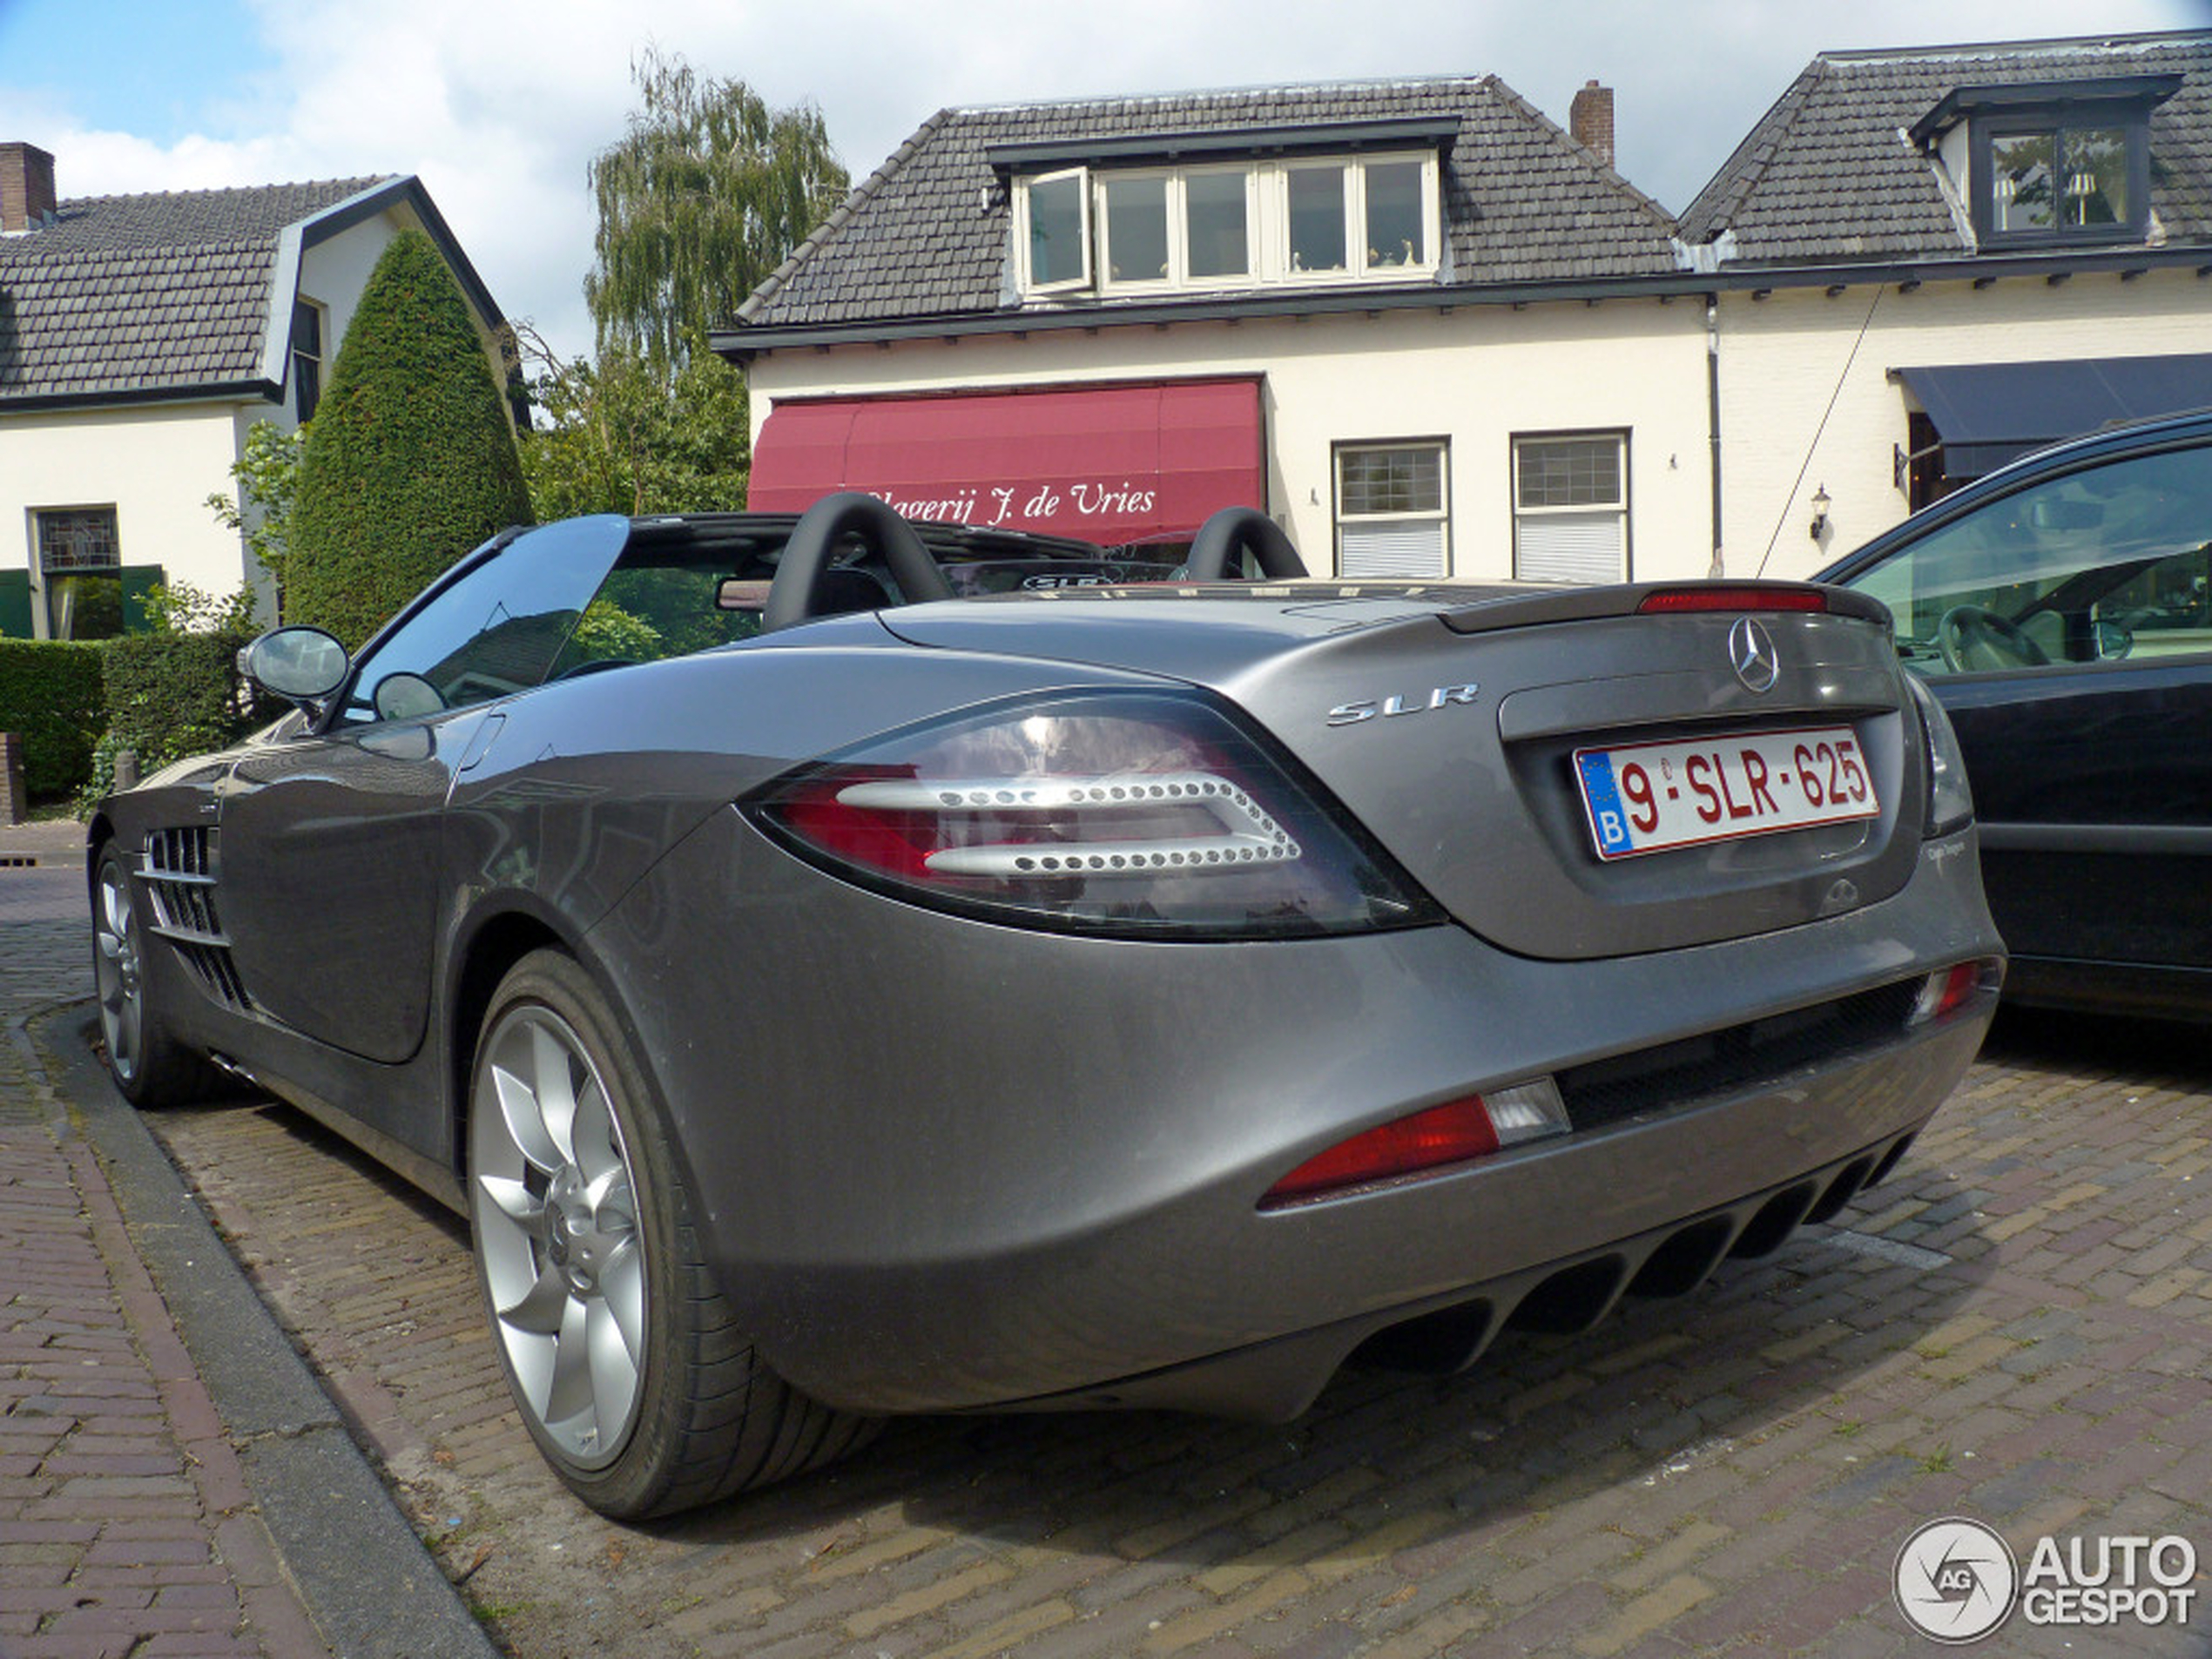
[
  {"x1": 1819, "y1": 408, "x2": 2212, "y2": 1021},
  {"x1": 91, "y1": 494, "x2": 2002, "y2": 1518}
]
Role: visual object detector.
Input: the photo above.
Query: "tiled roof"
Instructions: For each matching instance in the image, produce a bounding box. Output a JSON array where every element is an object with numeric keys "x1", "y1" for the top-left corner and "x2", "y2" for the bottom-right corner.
[
  {"x1": 1678, "y1": 31, "x2": 2212, "y2": 264},
  {"x1": 737, "y1": 77, "x2": 1681, "y2": 334},
  {"x1": 0, "y1": 177, "x2": 388, "y2": 403}
]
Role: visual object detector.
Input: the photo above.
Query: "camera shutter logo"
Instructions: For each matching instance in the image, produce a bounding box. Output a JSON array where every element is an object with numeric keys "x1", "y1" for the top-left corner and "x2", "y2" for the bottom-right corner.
[{"x1": 1895, "y1": 1517, "x2": 2020, "y2": 1642}]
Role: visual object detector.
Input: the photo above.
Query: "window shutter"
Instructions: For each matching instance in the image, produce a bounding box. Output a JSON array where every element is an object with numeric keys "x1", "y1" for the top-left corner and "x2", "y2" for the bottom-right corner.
[
  {"x1": 119, "y1": 565, "x2": 166, "y2": 634},
  {"x1": 1514, "y1": 510, "x2": 1622, "y2": 584},
  {"x1": 0, "y1": 571, "x2": 30, "y2": 638},
  {"x1": 1341, "y1": 519, "x2": 1445, "y2": 579}
]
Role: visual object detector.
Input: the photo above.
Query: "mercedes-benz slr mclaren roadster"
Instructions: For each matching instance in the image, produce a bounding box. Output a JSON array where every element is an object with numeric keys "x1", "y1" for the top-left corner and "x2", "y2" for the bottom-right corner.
[{"x1": 89, "y1": 495, "x2": 2003, "y2": 1518}]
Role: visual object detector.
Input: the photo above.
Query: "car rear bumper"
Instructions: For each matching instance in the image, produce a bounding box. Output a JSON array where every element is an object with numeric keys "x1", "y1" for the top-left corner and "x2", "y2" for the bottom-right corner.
[
  {"x1": 999, "y1": 1122, "x2": 1934, "y2": 1421},
  {"x1": 591, "y1": 813, "x2": 2000, "y2": 1417}
]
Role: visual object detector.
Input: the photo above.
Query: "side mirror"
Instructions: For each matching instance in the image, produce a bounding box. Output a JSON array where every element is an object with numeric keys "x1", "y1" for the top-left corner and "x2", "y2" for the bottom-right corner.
[{"x1": 239, "y1": 627, "x2": 350, "y2": 708}]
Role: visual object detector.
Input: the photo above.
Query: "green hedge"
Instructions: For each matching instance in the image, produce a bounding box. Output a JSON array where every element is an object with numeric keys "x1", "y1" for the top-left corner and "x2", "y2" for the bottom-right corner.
[
  {"x1": 0, "y1": 640, "x2": 106, "y2": 799},
  {"x1": 99, "y1": 631, "x2": 275, "y2": 779}
]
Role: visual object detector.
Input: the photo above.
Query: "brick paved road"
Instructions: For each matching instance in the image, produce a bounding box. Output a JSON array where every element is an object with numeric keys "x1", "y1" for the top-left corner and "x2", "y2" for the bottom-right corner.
[
  {"x1": 0, "y1": 847, "x2": 326, "y2": 1658},
  {"x1": 129, "y1": 1002, "x2": 2211, "y2": 1658}
]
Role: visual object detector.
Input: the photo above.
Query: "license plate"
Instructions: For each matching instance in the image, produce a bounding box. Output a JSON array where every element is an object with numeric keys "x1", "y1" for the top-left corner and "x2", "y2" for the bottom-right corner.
[{"x1": 1574, "y1": 725, "x2": 1879, "y2": 860}]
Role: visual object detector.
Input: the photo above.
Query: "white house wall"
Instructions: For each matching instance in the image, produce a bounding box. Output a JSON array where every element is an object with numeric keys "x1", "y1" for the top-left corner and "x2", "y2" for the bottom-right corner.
[
  {"x1": 747, "y1": 297, "x2": 1717, "y2": 581},
  {"x1": 0, "y1": 401, "x2": 250, "y2": 624},
  {"x1": 1717, "y1": 267, "x2": 2212, "y2": 581}
]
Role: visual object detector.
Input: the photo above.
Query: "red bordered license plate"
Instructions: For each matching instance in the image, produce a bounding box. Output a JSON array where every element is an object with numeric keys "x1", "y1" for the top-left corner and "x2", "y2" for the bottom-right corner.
[{"x1": 1573, "y1": 725, "x2": 1878, "y2": 860}]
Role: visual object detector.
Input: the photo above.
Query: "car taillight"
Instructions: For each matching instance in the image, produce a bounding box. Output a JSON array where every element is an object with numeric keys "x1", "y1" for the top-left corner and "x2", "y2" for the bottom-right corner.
[
  {"x1": 745, "y1": 691, "x2": 1439, "y2": 938},
  {"x1": 1906, "y1": 675, "x2": 1974, "y2": 837},
  {"x1": 1260, "y1": 1078, "x2": 1571, "y2": 1209},
  {"x1": 1637, "y1": 587, "x2": 1829, "y2": 613},
  {"x1": 1910, "y1": 958, "x2": 2004, "y2": 1026}
]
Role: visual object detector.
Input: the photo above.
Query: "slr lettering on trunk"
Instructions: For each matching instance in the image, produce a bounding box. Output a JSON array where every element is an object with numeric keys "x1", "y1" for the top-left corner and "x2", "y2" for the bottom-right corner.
[{"x1": 1327, "y1": 684, "x2": 1480, "y2": 726}]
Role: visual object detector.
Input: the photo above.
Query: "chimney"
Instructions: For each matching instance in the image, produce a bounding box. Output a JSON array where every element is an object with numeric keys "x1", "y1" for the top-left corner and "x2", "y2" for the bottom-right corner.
[
  {"x1": 1569, "y1": 82, "x2": 1615, "y2": 171},
  {"x1": 1, "y1": 143, "x2": 57, "y2": 233}
]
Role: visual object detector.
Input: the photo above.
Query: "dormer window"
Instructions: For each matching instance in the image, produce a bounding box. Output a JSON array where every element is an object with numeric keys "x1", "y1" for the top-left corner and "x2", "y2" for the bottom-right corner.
[
  {"x1": 999, "y1": 118, "x2": 1450, "y2": 300},
  {"x1": 1911, "y1": 74, "x2": 2178, "y2": 248},
  {"x1": 1096, "y1": 166, "x2": 1255, "y2": 288},
  {"x1": 1991, "y1": 123, "x2": 2128, "y2": 233},
  {"x1": 1020, "y1": 167, "x2": 1090, "y2": 292}
]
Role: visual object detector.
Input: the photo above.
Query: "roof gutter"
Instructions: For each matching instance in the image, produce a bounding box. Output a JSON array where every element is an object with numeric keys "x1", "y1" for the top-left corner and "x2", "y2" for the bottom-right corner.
[
  {"x1": 0, "y1": 380, "x2": 285, "y2": 416},
  {"x1": 715, "y1": 242, "x2": 2212, "y2": 359}
]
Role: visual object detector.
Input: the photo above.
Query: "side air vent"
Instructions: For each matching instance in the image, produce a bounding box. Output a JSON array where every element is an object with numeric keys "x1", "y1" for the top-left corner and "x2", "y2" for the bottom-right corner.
[{"x1": 139, "y1": 827, "x2": 252, "y2": 1012}]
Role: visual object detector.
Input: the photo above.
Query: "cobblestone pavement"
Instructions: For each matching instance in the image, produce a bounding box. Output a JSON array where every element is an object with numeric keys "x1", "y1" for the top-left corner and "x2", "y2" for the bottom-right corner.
[
  {"x1": 7, "y1": 813, "x2": 2210, "y2": 1657},
  {"x1": 140, "y1": 1018, "x2": 2212, "y2": 1657}
]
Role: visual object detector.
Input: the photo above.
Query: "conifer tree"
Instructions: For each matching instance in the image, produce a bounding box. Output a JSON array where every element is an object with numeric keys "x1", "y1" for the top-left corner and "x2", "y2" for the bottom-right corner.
[{"x1": 289, "y1": 229, "x2": 532, "y2": 647}]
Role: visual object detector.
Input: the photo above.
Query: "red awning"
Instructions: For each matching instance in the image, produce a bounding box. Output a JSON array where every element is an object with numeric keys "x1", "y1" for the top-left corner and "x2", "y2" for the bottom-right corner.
[{"x1": 747, "y1": 378, "x2": 1264, "y2": 543}]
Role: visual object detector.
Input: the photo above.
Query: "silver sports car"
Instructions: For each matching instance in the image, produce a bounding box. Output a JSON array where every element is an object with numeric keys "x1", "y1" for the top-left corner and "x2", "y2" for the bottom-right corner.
[{"x1": 90, "y1": 494, "x2": 2003, "y2": 1518}]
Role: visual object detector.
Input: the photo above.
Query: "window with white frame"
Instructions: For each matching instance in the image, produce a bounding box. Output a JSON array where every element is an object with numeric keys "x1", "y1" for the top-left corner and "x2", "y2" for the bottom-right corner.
[
  {"x1": 1098, "y1": 167, "x2": 1254, "y2": 288},
  {"x1": 1016, "y1": 150, "x2": 1440, "y2": 299},
  {"x1": 1336, "y1": 442, "x2": 1449, "y2": 578},
  {"x1": 1017, "y1": 166, "x2": 1091, "y2": 292},
  {"x1": 34, "y1": 506, "x2": 125, "y2": 640},
  {"x1": 1513, "y1": 432, "x2": 1629, "y2": 583},
  {"x1": 1284, "y1": 155, "x2": 1433, "y2": 276}
]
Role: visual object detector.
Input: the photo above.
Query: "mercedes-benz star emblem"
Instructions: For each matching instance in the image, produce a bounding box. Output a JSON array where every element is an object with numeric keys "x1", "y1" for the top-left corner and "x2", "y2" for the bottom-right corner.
[{"x1": 1728, "y1": 616, "x2": 1780, "y2": 693}]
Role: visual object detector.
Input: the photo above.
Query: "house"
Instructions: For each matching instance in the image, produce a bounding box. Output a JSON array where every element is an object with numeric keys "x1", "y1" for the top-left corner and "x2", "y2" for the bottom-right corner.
[
  {"x1": 0, "y1": 143, "x2": 509, "y2": 637},
  {"x1": 1669, "y1": 29, "x2": 2212, "y2": 576},
  {"x1": 722, "y1": 30, "x2": 2212, "y2": 586},
  {"x1": 718, "y1": 78, "x2": 1724, "y2": 584}
]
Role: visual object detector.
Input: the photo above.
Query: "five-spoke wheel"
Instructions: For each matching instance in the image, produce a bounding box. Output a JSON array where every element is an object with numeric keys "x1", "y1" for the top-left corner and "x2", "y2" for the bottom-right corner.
[{"x1": 92, "y1": 853, "x2": 145, "y2": 1089}]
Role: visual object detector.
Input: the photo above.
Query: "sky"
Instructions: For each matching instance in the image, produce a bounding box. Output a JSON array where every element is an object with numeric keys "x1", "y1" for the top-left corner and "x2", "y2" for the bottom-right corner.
[{"x1": 3, "y1": 0, "x2": 2208, "y2": 368}]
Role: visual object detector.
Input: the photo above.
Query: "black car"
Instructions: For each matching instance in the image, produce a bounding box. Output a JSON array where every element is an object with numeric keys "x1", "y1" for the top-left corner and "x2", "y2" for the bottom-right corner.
[{"x1": 1818, "y1": 408, "x2": 2212, "y2": 1021}]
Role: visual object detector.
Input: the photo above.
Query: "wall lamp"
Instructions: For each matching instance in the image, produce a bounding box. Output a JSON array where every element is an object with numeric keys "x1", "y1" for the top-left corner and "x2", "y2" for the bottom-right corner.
[{"x1": 1809, "y1": 484, "x2": 1831, "y2": 543}]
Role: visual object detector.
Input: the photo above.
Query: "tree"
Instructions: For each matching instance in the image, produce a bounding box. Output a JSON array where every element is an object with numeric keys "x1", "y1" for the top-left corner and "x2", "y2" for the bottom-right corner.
[
  {"x1": 583, "y1": 49, "x2": 847, "y2": 368},
  {"x1": 515, "y1": 322, "x2": 751, "y2": 520},
  {"x1": 288, "y1": 230, "x2": 534, "y2": 648}
]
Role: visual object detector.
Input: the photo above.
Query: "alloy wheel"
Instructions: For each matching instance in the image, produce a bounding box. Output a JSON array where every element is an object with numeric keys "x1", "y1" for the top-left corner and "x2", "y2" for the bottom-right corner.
[
  {"x1": 93, "y1": 860, "x2": 144, "y2": 1082},
  {"x1": 470, "y1": 1004, "x2": 647, "y2": 1468}
]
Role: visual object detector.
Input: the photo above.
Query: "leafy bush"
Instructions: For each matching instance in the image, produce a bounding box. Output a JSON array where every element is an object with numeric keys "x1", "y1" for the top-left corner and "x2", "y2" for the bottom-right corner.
[
  {"x1": 205, "y1": 419, "x2": 305, "y2": 615},
  {"x1": 0, "y1": 640, "x2": 105, "y2": 799},
  {"x1": 289, "y1": 228, "x2": 532, "y2": 649},
  {"x1": 518, "y1": 326, "x2": 751, "y2": 520}
]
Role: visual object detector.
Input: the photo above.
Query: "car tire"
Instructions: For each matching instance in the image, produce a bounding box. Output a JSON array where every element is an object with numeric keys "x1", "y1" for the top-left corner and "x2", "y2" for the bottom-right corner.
[
  {"x1": 91, "y1": 843, "x2": 224, "y2": 1108},
  {"x1": 467, "y1": 949, "x2": 876, "y2": 1518}
]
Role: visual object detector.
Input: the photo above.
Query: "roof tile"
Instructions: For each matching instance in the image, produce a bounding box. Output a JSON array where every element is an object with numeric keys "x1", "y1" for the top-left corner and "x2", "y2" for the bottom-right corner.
[
  {"x1": 737, "y1": 76, "x2": 1680, "y2": 334},
  {"x1": 1678, "y1": 32, "x2": 2212, "y2": 263},
  {"x1": 0, "y1": 176, "x2": 385, "y2": 401}
]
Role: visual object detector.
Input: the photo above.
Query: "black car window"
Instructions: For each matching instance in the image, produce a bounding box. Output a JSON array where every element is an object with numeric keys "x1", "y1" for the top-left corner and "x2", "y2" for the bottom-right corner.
[
  {"x1": 341, "y1": 516, "x2": 632, "y2": 723},
  {"x1": 543, "y1": 566, "x2": 769, "y2": 681},
  {"x1": 544, "y1": 545, "x2": 778, "y2": 679},
  {"x1": 1851, "y1": 444, "x2": 2212, "y2": 676}
]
